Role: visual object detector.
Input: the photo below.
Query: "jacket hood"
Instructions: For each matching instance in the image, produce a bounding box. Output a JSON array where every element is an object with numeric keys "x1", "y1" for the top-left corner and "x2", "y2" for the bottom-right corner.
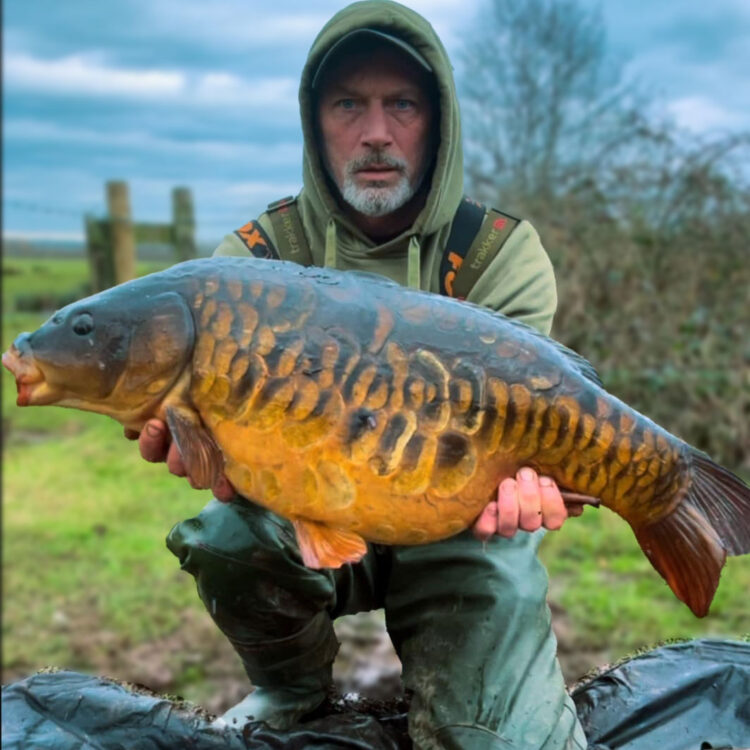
[{"x1": 298, "y1": 0, "x2": 463, "y2": 254}]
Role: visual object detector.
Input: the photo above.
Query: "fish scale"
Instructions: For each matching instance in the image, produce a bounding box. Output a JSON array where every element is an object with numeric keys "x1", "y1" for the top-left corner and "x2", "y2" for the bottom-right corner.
[
  {"x1": 3, "y1": 257, "x2": 749, "y2": 617},
  {"x1": 197, "y1": 265, "x2": 665, "y2": 530}
]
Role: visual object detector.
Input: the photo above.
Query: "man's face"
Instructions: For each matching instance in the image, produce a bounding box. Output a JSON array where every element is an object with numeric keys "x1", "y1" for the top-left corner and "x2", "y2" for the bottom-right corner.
[{"x1": 316, "y1": 47, "x2": 435, "y2": 218}]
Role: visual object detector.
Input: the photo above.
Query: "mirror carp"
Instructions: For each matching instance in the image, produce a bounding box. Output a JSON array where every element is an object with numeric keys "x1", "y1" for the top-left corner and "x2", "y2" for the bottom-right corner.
[{"x1": 4, "y1": 257, "x2": 749, "y2": 617}]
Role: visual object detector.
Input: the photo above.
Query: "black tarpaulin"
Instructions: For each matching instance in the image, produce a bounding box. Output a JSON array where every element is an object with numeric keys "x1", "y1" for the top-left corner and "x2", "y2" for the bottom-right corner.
[
  {"x1": 572, "y1": 639, "x2": 750, "y2": 749},
  {"x1": 1, "y1": 671, "x2": 404, "y2": 749},
  {"x1": 2, "y1": 639, "x2": 749, "y2": 749}
]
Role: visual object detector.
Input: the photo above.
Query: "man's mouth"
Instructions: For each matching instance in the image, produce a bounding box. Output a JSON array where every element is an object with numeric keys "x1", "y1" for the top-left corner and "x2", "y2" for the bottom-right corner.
[
  {"x1": 355, "y1": 165, "x2": 401, "y2": 181},
  {"x1": 358, "y1": 163, "x2": 396, "y2": 172}
]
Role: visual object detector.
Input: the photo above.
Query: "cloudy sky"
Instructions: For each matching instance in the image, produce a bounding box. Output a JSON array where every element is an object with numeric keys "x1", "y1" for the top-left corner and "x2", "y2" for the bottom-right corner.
[{"x1": 3, "y1": 0, "x2": 749, "y2": 244}]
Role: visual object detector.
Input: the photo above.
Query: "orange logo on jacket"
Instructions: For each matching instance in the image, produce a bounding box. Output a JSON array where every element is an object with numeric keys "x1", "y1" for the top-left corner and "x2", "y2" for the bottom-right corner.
[
  {"x1": 444, "y1": 251, "x2": 464, "y2": 299},
  {"x1": 237, "y1": 221, "x2": 268, "y2": 250}
]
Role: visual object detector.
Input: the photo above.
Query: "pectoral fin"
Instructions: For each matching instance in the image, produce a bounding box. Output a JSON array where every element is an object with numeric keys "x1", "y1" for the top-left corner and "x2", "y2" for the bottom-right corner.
[
  {"x1": 292, "y1": 519, "x2": 368, "y2": 569},
  {"x1": 165, "y1": 405, "x2": 223, "y2": 490}
]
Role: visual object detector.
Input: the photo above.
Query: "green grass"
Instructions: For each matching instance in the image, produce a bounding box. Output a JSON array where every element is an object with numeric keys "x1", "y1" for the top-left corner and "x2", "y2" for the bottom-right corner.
[
  {"x1": 2, "y1": 256, "x2": 168, "y2": 314},
  {"x1": 3, "y1": 257, "x2": 91, "y2": 311},
  {"x1": 2, "y1": 422, "x2": 210, "y2": 667},
  {"x1": 539, "y1": 509, "x2": 750, "y2": 653},
  {"x1": 3, "y1": 254, "x2": 749, "y2": 698},
  {"x1": 2, "y1": 256, "x2": 210, "y2": 679}
]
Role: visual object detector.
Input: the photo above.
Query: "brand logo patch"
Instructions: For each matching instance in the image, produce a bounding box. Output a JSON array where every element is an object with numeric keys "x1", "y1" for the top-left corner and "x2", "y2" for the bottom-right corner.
[
  {"x1": 444, "y1": 251, "x2": 464, "y2": 298},
  {"x1": 235, "y1": 221, "x2": 274, "y2": 259}
]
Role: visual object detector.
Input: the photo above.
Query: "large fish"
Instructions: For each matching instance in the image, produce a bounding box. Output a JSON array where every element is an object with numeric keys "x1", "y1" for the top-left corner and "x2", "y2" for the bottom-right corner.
[{"x1": 3, "y1": 258, "x2": 749, "y2": 616}]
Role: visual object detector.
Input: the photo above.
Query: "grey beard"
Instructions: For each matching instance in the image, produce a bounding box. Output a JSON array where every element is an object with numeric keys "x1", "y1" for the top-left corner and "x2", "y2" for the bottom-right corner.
[
  {"x1": 342, "y1": 174, "x2": 415, "y2": 217},
  {"x1": 340, "y1": 153, "x2": 418, "y2": 217}
]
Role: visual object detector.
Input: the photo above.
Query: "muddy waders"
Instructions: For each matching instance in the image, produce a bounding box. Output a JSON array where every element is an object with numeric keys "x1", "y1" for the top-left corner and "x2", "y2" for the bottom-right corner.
[{"x1": 167, "y1": 497, "x2": 586, "y2": 749}]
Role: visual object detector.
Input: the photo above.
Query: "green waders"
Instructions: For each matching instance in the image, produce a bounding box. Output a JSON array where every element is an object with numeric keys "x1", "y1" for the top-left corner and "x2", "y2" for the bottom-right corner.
[{"x1": 167, "y1": 498, "x2": 586, "y2": 749}]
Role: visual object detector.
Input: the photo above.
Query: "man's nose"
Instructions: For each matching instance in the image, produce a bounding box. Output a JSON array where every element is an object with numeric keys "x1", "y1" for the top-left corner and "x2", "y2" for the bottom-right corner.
[{"x1": 361, "y1": 104, "x2": 393, "y2": 149}]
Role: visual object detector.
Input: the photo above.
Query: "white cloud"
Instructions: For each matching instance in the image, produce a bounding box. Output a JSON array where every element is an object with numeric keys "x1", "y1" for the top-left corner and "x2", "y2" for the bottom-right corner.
[
  {"x1": 140, "y1": 0, "x2": 476, "y2": 62},
  {"x1": 225, "y1": 180, "x2": 302, "y2": 199},
  {"x1": 5, "y1": 52, "x2": 184, "y2": 98},
  {"x1": 3, "y1": 52, "x2": 298, "y2": 111},
  {"x1": 190, "y1": 72, "x2": 297, "y2": 107},
  {"x1": 141, "y1": 2, "x2": 328, "y2": 47},
  {"x1": 3, "y1": 167, "x2": 105, "y2": 208},
  {"x1": 666, "y1": 96, "x2": 743, "y2": 133},
  {"x1": 4, "y1": 118, "x2": 301, "y2": 164}
]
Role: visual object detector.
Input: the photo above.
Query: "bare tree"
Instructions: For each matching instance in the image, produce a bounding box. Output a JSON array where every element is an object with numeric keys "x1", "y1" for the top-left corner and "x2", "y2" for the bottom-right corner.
[
  {"x1": 459, "y1": 0, "x2": 750, "y2": 470},
  {"x1": 460, "y1": 0, "x2": 647, "y2": 216}
]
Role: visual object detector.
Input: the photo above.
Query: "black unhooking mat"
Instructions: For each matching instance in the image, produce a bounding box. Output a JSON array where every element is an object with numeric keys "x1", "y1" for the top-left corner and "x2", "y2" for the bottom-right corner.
[
  {"x1": 570, "y1": 638, "x2": 750, "y2": 749},
  {"x1": 2, "y1": 639, "x2": 749, "y2": 749}
]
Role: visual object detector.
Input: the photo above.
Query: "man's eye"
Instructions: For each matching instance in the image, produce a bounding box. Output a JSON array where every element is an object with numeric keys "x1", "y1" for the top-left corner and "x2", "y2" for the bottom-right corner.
[
  {"x1": 337, "y1": 98, "x2": 356, "y2": 110},
  {"x1": 394, "y1": 99, "x2": 415, "y2": 110}
]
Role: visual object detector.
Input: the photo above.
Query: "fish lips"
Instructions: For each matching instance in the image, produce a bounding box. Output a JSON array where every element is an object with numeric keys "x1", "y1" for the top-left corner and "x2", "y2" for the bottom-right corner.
[{"x1": 2, "y1": 340, "x2": 57, "y2": 407}]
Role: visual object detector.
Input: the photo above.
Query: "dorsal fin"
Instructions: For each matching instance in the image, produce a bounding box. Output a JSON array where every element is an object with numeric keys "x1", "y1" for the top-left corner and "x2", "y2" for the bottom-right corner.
[
  {"x1": 391, "y1": 283, "x2": 605, "y2": 388},
  {"x1": 485, "y1": 305, "x2": 603, "y2": 387},
  {"x1": 547, "y1": 337, "x2": 603, "y2": 387}
]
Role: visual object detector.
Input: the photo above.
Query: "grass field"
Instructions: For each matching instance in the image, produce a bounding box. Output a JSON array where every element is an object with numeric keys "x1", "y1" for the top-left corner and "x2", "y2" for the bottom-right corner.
[{"x1": 3, "y1": 254, "x2": 748, "y2": 709}]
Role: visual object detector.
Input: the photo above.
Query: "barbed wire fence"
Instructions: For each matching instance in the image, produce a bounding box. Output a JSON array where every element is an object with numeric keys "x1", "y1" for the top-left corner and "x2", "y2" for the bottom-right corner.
[
  {"x1": 4, "y1": 197, "x2": 254, "y2": 226},
  {"x1": 4, "y1": 198, "x2": 94, "y2": 219}
]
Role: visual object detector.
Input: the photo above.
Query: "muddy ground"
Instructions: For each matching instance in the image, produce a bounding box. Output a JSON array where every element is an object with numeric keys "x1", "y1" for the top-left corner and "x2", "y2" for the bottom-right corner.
[{"x1": 2, "y1": 599, "x2": 609, "y2": 715}]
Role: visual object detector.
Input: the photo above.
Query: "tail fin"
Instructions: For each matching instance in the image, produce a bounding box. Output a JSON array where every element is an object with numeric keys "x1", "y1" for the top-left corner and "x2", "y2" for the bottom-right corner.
[
  {"x1": 687, "y1": 451, "x2": 750, "y2": 556},
  {"x1": 633, "y1": 449, "x2": 750, "y2": 618}
]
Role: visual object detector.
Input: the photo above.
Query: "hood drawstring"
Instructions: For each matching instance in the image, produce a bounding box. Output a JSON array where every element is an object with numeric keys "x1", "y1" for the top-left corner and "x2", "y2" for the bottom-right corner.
[
  {"x1": 324, "y1": 218, "x2": 337, "y2": 269},
  {"x1": 407, "y1": 235, "x2": 421, "y2": 290}
]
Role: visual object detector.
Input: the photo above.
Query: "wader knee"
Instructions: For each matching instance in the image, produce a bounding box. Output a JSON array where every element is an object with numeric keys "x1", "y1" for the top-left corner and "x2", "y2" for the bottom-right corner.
[
  {"x1": 167, "y1": 498, "x2": 338, "y2": 694},
  {"x1": 386, "y1": 531, "x2": 586, "y2": 749}
]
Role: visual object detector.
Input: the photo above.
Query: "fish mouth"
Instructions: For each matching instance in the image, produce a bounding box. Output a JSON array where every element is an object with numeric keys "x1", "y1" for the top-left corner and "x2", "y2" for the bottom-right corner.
[{"x1": 1, "y1": 345, "x2": 56, "y2": 406}]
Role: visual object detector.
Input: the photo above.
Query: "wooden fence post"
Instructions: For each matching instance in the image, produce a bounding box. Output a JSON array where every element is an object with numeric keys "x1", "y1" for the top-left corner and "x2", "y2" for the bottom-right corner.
[
  {"x1": 84, "y1": 213, "x2": 114, "y2": 292},
  {"x1": 172, "y1": 187, "x2": 197, "y2": 262},
  {"x1": 106, "y1": 180, "x2": 136, "y2": 284}
]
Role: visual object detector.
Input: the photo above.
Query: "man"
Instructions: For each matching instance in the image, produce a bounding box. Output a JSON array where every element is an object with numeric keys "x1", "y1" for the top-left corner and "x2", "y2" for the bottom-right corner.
[{"x1": 134, "y1": 2, "x2": 587, "y2": 747}]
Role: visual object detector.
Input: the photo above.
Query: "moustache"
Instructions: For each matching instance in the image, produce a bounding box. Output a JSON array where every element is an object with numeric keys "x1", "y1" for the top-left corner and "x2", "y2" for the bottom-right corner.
[{"x1": 345, "y1": 151, "x2": 408, "y2": 176}]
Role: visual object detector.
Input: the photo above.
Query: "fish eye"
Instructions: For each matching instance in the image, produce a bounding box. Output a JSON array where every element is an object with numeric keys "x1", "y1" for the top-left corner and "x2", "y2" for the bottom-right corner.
[{"x1": 72, "y1": 312, "x2": 94, "y2": 336}]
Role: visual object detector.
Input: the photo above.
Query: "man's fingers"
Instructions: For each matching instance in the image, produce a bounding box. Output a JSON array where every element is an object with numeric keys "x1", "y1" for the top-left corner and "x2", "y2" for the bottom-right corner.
[
  {"x1": 132, "y1": 417, "x2": 235, "y2": 498},
  {"x1": 139, "y1": 419, "x2": 171, "y2": 462},
  {"x1": 516, "y1": 467, "x2": 542, "y2": 532},
  {"x1": 472, "y1": 500, "x2": 498, "y2": 541},
  {"x1": 166, "y1": 441, "x2": 187, "y2": 477},
  {"x1": 539, "y1": 476, "x2": 567, "y2": 529},
  {"x1": 497, "y1": 479, "x2": 520, "y2": 537}
]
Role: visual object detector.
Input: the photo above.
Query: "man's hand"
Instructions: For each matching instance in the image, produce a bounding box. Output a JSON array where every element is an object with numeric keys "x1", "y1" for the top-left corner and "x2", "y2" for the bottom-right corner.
[
  {"x1": 472, "y1": 467, "x2": 586, "y2": 542},
  {"x1": 125, "y1": 419, "x2": 236, "y2": 501}
]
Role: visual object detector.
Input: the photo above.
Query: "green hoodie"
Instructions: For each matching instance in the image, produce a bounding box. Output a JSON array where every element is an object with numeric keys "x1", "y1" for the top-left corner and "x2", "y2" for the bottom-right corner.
[{"x1": 214, "y1": 0, "x2": 557, "y2": 336}]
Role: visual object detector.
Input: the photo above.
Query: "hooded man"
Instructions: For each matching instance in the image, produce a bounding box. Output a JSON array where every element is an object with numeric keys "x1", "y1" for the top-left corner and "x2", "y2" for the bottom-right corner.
[{"x1": 136, "y1": 2, "x2": 588, "y2": 747}]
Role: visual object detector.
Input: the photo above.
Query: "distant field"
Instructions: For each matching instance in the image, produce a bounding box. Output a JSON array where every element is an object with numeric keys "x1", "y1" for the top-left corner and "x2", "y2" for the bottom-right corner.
[{"x1": 3, "y1": 254, "x2": 748, "y2": 709}]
